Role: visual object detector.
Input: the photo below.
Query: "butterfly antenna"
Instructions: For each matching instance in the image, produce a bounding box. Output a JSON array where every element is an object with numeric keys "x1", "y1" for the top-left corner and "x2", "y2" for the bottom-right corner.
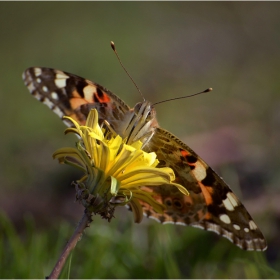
[
  {"x1": 152, "y1": 88, "x2": 213, "y2": 106},
  {"x1": 111, "y1": 41, "x2": 145, "y2": 101}
]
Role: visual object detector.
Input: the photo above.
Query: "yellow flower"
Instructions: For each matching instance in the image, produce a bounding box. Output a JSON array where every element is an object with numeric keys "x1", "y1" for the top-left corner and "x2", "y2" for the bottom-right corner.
[{"x1": 53, "y1": 109, "x2": 188, "y2": 222}]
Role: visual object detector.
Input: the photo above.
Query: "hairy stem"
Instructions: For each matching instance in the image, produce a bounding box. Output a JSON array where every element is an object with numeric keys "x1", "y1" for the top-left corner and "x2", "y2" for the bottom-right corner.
[{"x1": 47, "y1": 211, "x2": 91, "y2": 279}]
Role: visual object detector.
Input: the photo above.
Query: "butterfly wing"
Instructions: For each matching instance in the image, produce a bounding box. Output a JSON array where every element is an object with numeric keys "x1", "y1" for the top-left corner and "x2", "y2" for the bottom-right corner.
[
  {"x1": 23, "y1": 67, "x2": 130, "y2": 127},
  {"x1": 141, "y1": 127, "x2": 267, "y2": 251},
  {"x1": 23, "y1": 67, "x2": 267, "y2": 251}
]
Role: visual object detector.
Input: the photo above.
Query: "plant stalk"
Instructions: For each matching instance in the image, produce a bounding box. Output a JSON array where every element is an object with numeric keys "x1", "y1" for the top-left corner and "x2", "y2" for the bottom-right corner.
[{"x1": 47, "y1": 211, "x2": 91, "y2": 279}]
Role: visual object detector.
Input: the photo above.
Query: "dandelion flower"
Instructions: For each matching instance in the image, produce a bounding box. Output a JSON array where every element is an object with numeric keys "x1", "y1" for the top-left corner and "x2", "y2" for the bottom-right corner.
[{"x1": 53, "y1": 109, "x2": 188, "y2": 222}]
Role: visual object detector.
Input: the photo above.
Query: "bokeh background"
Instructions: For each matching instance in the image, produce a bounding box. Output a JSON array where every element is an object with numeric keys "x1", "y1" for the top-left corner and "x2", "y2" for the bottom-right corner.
[{"x1": 0, "y1": 2, "x2": 280, "y2": 278}]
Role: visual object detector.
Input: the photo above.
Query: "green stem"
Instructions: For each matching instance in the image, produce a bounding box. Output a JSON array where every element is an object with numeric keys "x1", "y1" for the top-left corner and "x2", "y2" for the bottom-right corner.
[{"x1": 47, "y1": 211, "x2": 92, "y2": 279}]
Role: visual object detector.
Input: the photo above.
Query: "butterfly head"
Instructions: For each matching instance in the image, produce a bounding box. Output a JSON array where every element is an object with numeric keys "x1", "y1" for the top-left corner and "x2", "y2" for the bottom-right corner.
[
  {"x1": 117, "y1": 100, "x2": 158, "y2": 146},
  {"x1": 133, "y1": 100, "x2": 156, "y2": 122}
]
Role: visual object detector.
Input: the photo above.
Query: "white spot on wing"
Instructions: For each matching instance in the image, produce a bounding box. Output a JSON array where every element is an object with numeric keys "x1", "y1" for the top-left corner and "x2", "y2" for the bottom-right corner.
[
  {"x1": 53, "y1": 71, "x2": 69, "y2": 88},
  {"x1": 83, "y1": 84, "x2": 95, "y2": 101},
  {"x1": 175, "y1": 222, "x2": 187, "y2": 226},
  {"x1": 227, "y1": 192, "x2": 239, "y2": 207},
  {"x1": 163, "y1": 221, "x2": 175, "y2": 225},
  {"x1": 148, "y1": 215, "x2": 161, "y2": 223},
  {"x1": 246, "y1": 239, "x2": 254, "y2": 251},
  {"x1": 51, "y1": 92, "x2": 59, "y2": 100},
  {"x1": 54, "y1": 78, "x2": 67, "y2": 89},
  {"x1": 52, "y1": 106, "x2": 64, "y2": 118},
  {"x1": 233, "y1": 224, "x2": 241, "y2": 230},
  {"x1": 222, "y1": 197, "x2": 235, "y2": 211},
  {"x1": 244, "y1": 227, "x2": 249, "y2": 232},
  {"x1": 55, "y1": 70, "x2": 69, "y2": 79},
  {"x1": 42, "y1": 98, "x2": 54, "y2": 109},
  {"x1": 205, "y1": 223, "x2": 221, "y2": 235},
  {"x1": 222, "y1": 192, "x2": 239, "y2": 211},
  {"x1": 191, "y1": 224, "x2": 205, "y2": 230},
  {"x1": 27, "y1": 83, "x2": 35, "y2": 92},
  {"x1": 219, "y1": 214, "x2": 231, "y2": 224},
  {"x1": 249, "y1": 220, "x2": 257, "y2": 230},
  {"x1": 192, "y1": 161, "x2": 206, "y2": 181},
  {"x1": 221, "y1": 231, "x2": 234, "y2": 242},
  {"x1": 42, "y1": 86, "x2": 48, "y2": 92},
  {"x1": 33, "y1": 92, "x2": 41, "y2": 100},
  {"x1": 34, "y1": 68, "x2": 42, "y2": 77},
  {"x1": 36, "y1": 78, "x2": 41, "y2": 83}
]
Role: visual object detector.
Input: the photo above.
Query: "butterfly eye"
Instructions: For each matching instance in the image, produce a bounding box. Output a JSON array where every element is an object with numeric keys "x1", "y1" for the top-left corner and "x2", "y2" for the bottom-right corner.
[{"x1": 134, "y1": 102, "x2": 142, "y2": 113}]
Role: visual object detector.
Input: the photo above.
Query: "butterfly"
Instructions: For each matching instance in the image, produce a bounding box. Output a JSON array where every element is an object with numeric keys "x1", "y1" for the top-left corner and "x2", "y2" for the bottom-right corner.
[{"x1": 22, "y1": 67, "x2": 267, "y2": 251}]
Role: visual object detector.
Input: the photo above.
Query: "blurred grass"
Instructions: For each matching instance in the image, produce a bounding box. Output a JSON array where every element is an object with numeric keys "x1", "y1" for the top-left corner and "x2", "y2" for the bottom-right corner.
[
  {"x1": 1, "y1": 211, "x2": 279, "y2": 279},
  {"x1": 0, "y1": 1, "x2": 280, "y2": 278}
]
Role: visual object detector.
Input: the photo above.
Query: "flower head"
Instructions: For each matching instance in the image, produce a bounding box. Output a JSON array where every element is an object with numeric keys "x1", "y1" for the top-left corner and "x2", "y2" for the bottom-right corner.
[{"x1": 53, "y1": 109, "x2": 188, "y2": 222}]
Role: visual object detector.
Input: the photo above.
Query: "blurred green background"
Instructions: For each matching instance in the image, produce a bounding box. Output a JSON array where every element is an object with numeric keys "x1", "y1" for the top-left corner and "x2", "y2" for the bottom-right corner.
[{"x1": 0, "y1": 2, "x2": 280, "y2": 278}]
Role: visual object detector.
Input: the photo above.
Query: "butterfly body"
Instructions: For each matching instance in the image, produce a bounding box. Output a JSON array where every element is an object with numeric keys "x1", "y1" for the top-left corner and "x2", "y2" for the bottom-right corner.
[{"x1": 23, "y1": 67, "x2": 267, "y2": 251}]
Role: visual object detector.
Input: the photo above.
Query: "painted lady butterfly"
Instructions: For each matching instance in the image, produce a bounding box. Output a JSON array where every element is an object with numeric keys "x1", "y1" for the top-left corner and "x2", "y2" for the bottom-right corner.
[{"x1": 22, "y1": 67, "x2": 267, "y2": 251}]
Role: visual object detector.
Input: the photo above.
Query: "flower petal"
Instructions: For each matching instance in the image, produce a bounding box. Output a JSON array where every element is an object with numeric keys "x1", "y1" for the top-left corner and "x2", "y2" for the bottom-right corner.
[
  {"x1": 110, "y1": 176, "x2": 121, "y2": 196},
  {"x1": 128, "y1": 198, "x2": 143, "y2": 223}
]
